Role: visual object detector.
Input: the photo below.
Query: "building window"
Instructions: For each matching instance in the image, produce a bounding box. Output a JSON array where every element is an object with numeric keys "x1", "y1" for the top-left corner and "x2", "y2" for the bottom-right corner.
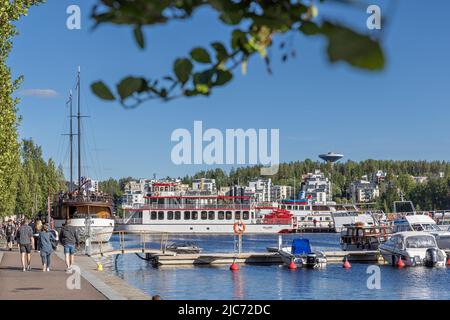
[
  {"x1": 184, "y1": 211, "x2": 191, "y2": 220},
  {"x1": 208, "y1": 211, "x2": 215, "y2": 220},
  {"x1": 175, "y1": 211, "x2": 181, "y2": 220},
  {"x1": 201, "y1": 211, "x2": 208, "y2": 220},
  {"x1": 158, "y1": 211, "x2": 164, "y2": 220},
  {"x1": 192, "y1": 211, "x2": 198, "y2": 220},
  {"x1": 226, "y1": 211, "x2": 232, "y2": 220},
  {"x1": 218, "y1": 211, "x2": 225, "y2": 220},
  {"x1": 243, "y1": 211, "x2": 249, "y2": 220},
  {"x1": 151, "y1": 211, "x2": 157, "y2": 220},
  {"x1": 167, "y1": 211, "x2": 174, "y2": 220}
]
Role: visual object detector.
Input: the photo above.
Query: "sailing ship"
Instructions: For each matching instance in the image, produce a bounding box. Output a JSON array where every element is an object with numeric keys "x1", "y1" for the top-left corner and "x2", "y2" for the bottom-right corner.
[{"x1": 51, "y1": 67, "x2": 114, "y2": 242}]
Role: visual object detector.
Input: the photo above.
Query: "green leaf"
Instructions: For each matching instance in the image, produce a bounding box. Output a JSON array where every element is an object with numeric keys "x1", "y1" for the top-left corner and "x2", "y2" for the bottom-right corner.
[
  {"x1": 322, "y1": 22, "x2": 385, "y2": 71},
  {"x1": 211, "y1": 42, "x2": 228, "y2": 62},
  {"x1": 299, "y1": 21, "x2": 321, "y2": 36},
  {"x1": 190, "y1": 47, "x2": 211, "y2": 63},
  {"x1": 219, "y1": 11, "x2": 243, "y2": 25},
  {"x1": 117, "y1": 77, "x2": 144, "y2": 100},
  {"x1": 231, "y1": 29, "x2": 247, "y2": 50},
  {"x1": 215, "y1": 70, "x2": 233, "y2": 86},
  {"x1": 91, "y1": 81, "x2": 115, "y2": 101},
  {"x1": 173, "y1": 58, "x2": 193, "y2": 84},
  {"x1": 133, "y1": 25, "x2": 145, "y2": 49}
]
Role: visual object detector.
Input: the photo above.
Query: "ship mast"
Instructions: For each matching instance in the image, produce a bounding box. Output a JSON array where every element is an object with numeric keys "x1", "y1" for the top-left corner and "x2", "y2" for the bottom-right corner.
[
  {"x1": 69, "y1": 90, "x2": 73, "y2": 193},
  {"x1": 77, "y1": 66, "x2": 81, "y2": 193}
]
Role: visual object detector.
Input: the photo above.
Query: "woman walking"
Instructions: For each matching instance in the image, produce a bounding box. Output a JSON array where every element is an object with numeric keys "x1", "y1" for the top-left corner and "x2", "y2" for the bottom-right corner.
[{"x1": 38, "y1": 223, "x2": 56, "y2": 272}]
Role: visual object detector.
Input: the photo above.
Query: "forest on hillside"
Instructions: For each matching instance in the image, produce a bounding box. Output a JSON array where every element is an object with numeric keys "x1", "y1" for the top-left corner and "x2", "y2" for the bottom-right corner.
[{"x1": 99, "y1": 160, "x2": 450, "y2": 212}]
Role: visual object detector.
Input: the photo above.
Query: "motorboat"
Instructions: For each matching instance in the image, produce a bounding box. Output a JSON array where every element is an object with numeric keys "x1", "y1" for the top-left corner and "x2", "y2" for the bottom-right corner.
[
  {"x1": 278, "y1": 238, "x2": 327, "y2": 268},
  {"x1": 165, "y1": 241, "x2": 202, "y2": 254},
  {"x1": 340, "y1": 223, "x2": 392, "y2": 251},
  {"x1": 379, "y1": 231, "x2": 447, "y2": 267},
  {"x1": 393, "y1": 213, "x2": 450, "y2": 250}
]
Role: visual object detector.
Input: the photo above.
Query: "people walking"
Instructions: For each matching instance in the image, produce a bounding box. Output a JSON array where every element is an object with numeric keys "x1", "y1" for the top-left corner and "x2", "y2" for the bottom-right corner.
[
  {"x1": 37, "y1": 223, "x2": 56, "y2": 272},
  {"x1": 5, "y1": 220, "x2": 16, "y2": 251},
  {"x1": 16, "y1": 219, "x2": 34, "y2": 271},
  {"x1": 59, "y1": 219, "x2": 80, "y2": 272}
]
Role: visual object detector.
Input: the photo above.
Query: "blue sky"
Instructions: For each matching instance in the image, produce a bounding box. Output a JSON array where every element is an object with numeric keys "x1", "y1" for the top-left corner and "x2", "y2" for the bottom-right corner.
[{"x1": 9, "y1": 0, "x2": 450, "y2": 180}]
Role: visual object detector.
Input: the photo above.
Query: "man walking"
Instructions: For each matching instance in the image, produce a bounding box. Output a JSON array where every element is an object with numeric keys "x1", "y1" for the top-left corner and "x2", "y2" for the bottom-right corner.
[
  {"x1": 5, "y1": 220, "x2": 16, "y2": 251},
  {"x1": 59, "y1": 219, "x2": 80, "y2": 272},
  {"x1": 16, "y1": 219, "x2": 34, "y2": 271}
]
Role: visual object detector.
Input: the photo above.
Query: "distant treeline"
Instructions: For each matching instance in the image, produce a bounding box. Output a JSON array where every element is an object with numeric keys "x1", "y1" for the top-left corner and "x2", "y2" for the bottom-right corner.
[{"x1": 99, "y1": 160, "x2": 450, "y2": 212}]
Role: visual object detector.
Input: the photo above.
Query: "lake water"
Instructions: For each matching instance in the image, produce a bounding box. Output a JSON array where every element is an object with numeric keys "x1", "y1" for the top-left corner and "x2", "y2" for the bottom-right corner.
[{"x1": 94, "y1": 233, "x2": 450, "y2": 300}]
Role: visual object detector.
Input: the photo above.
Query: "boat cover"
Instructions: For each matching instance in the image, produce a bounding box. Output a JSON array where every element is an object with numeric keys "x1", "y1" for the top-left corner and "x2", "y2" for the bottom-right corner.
[{"x1": 291, "y1": 239, "x2": 312, "y2": 255}]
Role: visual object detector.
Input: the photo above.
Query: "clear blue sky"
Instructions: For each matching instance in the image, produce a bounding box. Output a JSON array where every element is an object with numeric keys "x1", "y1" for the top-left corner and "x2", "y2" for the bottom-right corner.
[{"x1": 9, "y1": 0, "x2": 450, "y2": 181}]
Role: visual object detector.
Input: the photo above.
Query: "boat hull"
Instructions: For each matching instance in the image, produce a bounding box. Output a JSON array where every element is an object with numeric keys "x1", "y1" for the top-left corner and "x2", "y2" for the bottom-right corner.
[
  {"x1": 114, "y1": 222, "x2": 289, "y2": 234},
  {"x1": 55, "y1": 218, "x2": 114, "y2": 242}
]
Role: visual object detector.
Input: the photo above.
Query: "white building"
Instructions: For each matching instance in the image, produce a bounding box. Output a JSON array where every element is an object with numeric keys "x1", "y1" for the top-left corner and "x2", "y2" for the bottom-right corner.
[
  {"x1": 349, "y1": 180, "x2": 380, "y2": 203},
  {"x1": 271, "y1": 185, "x2": 293, "y2": 201},
  {"x1": 301, "y1": 170, "x2": 331, "y2": 204},
  {"x1": 248, "y1": 178, "x2": 272, "y2": 203},
  {"x1": 192, "y1": 178, "x2": 217, "y2": 193}
]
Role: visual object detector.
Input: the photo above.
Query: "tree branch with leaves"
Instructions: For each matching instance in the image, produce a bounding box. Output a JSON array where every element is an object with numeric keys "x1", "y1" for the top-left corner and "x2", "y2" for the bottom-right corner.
[{"x1": 90, "y1": 0, "x2": 385, "y2": 108}]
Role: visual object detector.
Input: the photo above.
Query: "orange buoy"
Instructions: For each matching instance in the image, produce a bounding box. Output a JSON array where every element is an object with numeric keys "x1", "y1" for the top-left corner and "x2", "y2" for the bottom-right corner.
[
  {"x1": 288, "y1": 261, "x2": 297, "y2": 270},
  {"x1": 343, "y1": 257, "x2": 351, "y2": 269},
  {"x1": 397, "y1": 256, "x2": 405, "y2": 268},
  {"x1": 230, "y1": 263, "x2": 239, "y2": 271},
  {"x1": 446, "y1": 257, "x2": 450, "y2": 266}
]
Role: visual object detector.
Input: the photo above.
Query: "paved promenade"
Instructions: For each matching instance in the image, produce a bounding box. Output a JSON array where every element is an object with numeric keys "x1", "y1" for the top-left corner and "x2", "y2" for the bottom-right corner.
[{"x1": 0, "y1": 246, "x2": 151, "y2": 300}]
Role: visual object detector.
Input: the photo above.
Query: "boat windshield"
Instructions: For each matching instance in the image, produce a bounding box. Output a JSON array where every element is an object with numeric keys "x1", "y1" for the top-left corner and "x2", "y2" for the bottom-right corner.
[
  {"x1": 405, "y1": 236, "x2": 436, "y2": 249},
  {"x1": 411, "y1": 224, "x2": 439, "y2": 231}
]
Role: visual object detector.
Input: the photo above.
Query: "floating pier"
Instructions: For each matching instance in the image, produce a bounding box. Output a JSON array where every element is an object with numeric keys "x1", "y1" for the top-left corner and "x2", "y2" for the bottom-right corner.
[{"x1": 146, "y1": 250, "x2": 383, "y2": 266}]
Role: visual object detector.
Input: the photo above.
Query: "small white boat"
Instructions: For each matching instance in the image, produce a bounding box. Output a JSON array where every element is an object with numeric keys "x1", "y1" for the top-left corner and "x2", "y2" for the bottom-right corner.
[
  {"x1": 379, "y1": 231, "x2": 447, "y2": 267},
  {"x1": 165, "y1": 241, "x2": 202, "y2": 254},
  {"x1": 278, "y1": 238, "x2": 327, "y2": 268}
]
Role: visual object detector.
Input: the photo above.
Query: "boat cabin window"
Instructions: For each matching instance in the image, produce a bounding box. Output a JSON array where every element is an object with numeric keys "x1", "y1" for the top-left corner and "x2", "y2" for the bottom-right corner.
[
  {"x1": 235, "y1": 211, "x2": 241, "y2": 220},
  {"x1": 167, "y1": 211, "x2": 174, "y2": 220},
  {"x1": 175, "y1": 211, "x2": 181, "y2": 220},
  {"x1": 192, "y1": 211, "x2": 198, "y2": 220},
  {"x1": 201, "y1": 211, "x2": 208, "y2": 220},
  {"x1": 184, "y1": 211, "x2": 191, "y2": 220},
  {"x1": 252, "y1": 212, "x2": 255, "y2": 219},
  {"x1": 158, "y1": 211, "x2": 164, "y2": 220},
  {"x1": 226, "y1": 211, "x2": 232, "y2": 220},
  {"x1": 151, "y1": 211, "x2": 157, "y2": 220},
  {"x1": 243, "y1": 211, "x2": 249, "y2": 220},
  {"x1": 307, "y1": 217, "x2": 313, "y2": 221},
  {"x1": 280, "y1": 205, "x2": 286, "y2": 209},
  {"x1": 287, "y1": 206, "x2": 292, "y2": 210},
  {"x1": 218, "y1": 211, "x2": 224, "y2": 220},
  {"x1": 208, "y1": 211, "x2": 215, "y2": 220},
  {"x1": 405, "y1": 236, "x2": 436, "y2": 249}
]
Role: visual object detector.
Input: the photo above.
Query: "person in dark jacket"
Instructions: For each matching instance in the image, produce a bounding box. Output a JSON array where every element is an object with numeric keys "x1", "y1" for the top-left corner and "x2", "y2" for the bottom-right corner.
[
  {"x1": 38, "y1": 223, "x2": 56, "y2": 272},
  {"x1": 16, "y1": 219, "x2": 34, "y2": 271},
  {"x1": 5, "y1": 220, "x2": 16, "y2": 251},
  {"x1": 59, "y1": 219, "x2": 80, "y2": 272}
]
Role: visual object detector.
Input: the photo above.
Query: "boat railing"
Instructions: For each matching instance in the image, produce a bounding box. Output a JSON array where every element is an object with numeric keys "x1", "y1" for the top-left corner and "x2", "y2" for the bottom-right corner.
[
  {"x1": 133, "y1": 203, "x2": 252, "y2": 210},
  {"x1": 58, "y1": 193, "x2": 113, "y2": 204},
  {"x1": 115, "y1": 217, "x2": 143, "y2": 225}
]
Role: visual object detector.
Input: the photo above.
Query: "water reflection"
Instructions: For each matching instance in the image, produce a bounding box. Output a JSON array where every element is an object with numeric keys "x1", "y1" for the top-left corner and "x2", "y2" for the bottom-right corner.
[{"x1": 91, "y1": 233, "x2": 450, "y2": 300}]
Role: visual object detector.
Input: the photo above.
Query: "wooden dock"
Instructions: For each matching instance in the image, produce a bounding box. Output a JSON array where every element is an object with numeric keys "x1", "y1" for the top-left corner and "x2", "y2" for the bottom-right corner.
[{"x1": 147, "y1": 250, "x2": 384, "y2": 266}]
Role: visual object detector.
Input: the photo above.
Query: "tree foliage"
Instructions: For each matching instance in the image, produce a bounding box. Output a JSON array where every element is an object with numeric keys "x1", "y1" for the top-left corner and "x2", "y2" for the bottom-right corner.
[
  {"x1": 90, "y1": 0, "x2": 385, "y2": 108},
  {"x1": 0, "y1": 0, "x2": 40, "y2": 217},
  {"x1": 14, "y1": 139, "x2": 66, "y2": 218}
]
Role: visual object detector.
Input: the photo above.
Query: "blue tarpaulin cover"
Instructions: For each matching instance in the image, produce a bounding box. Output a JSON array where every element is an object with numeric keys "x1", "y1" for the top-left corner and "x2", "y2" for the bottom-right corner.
[{"x1": 291, "y1": 239, "x2": 312, "y2": 255}]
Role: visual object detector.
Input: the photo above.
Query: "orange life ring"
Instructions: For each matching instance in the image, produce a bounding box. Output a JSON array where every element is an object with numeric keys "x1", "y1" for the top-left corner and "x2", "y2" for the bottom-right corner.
[{"x1": 233, "y1": 221, "x2": 246, "y2": 234}]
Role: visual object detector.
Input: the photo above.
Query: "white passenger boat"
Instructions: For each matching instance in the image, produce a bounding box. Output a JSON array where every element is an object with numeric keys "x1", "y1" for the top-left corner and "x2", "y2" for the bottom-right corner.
[
  {"x1": 115, "y1": 195, "x2": 292, "y2": 234},
  {"x1": 379, "y1": 231, "x2": 447, "y2": 267}
]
